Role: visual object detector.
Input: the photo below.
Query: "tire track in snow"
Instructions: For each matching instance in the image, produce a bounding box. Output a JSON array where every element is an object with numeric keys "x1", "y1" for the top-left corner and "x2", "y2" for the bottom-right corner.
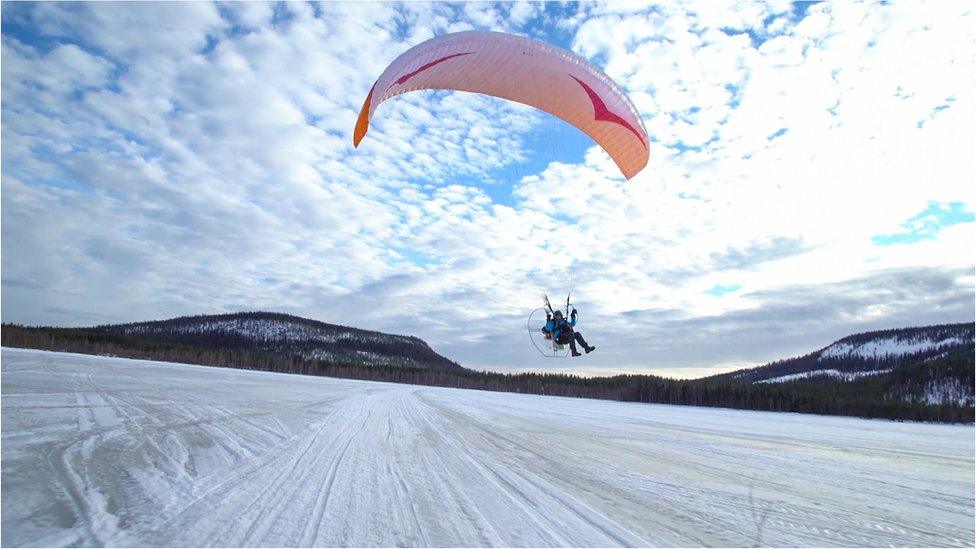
[
  {"x1": 305, "y1": 407, "x2": 373, "y2": 545},
  {"x1": 400, "y1": 392, "x2": 508, "y2": 547},
  {"x1": 47, "y1": 366, "x2": 124, "y2": 546},
  {"x1": 387, "y1": 392, "x2": 431, "y2": 546},
  {"x1": 408, "y1": 390, "x2": 649, "y2": 546},
  {"x1": 415, "y1": 393, "x2": 655, "y2": 547},
  {"x1": 415, "y1": 423, "x2": 574, "y2": 545},
  {"x1": 171, "y1": 396, "x2": 355, "y2": 545},
  {"x1": 416, "y1": 388, "x2": 974, "y2": 547}
]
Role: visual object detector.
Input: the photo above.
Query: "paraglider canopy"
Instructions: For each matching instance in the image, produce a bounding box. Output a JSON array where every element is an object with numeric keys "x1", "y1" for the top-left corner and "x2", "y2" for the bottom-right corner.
[{"x1": 354, "y1": 31, "x2": 649, "y2": 180}]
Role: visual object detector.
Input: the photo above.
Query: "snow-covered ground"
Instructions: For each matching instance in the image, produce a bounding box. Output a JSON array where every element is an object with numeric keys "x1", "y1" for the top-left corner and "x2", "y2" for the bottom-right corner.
[{"x1": 2, "y1": 348, "x2": 973, "y2": 547}]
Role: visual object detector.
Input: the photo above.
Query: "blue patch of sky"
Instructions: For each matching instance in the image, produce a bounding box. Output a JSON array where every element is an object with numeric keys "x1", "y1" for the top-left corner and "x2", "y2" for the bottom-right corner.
[
  {"x1": 67, "y1": 88, "x2": 89, "y2": 103},
  {"x1": 447, "y1": 12, "x2": 597, "y2": 207},
  {"x1": 309, "y1": 2, "x2": 324, "y2": 20},
  {"x1": 270, "y1": 2, "x2": 298, "y2": 28},
  {"x1": 533, "y1": 3, "x2": 583, "y2": 52},
  {"x1": 677, "y1": 109, "x2": 700, "y2": 126},
  {"x1": 720, "y1": 3, "x2": 799, "y2": 50},
  {"x1": 445, "y1": 112, "x2": 594, "y2": 208},
  {"x1": 1, "y1": 5, "x2": 126, "y2": 97},
  {"x1": 723, "y1": 2, "x2": 818, "y2": 48},
  {"x1": 720, "y1": 27, "x2": 767, "y2": 49},
  {"x1": 111, "y1": 125, "x2": 161, "y2": 160},
  {"x1": 916, "y1": 96, "x2": 955, "y2": 128},
  {"x1": 672, "y1": 141, "x2": 703, "y2": 154},
  {"x1": 515, "y1": 115, "x2": 591, "y2": 159},
  {"x1": 1, "y1": 4, "x2": 59, "y2": 52},
  {"x1": 725, "y1": 83, "x2": 743, "y2": 108},
  {"x1": 104, "y1": 64, "x2": 126, "y2": 94},
  {"x1": 199, "y1": 34, "x2": 221, "y2": 55},
  {"x1": 1, "y1": 4, "x2": 129, "y2": 69},
  {"x1": 790, "y1": 1, "x2": 822, "y2": 21},
  {"x1": 202, "y1": 4, "x2": 250, "y2": 50},
  {"x1": 826, "y1": 99, "x2": 840, "y2": 116},
  {"x1": 17, "y1": 144, "x2": 92, "y2": 192},
  {"x1": 550, "y1": 212, "x2": 577, "y2": 225},
  {"x1": 28, "y1": 176, "x2": 94, "y2": 193},
  {"x1": 392, "y1": 246, "x2": 440, "y2": 267},
  {"x1": 389, "y1": 5, "x2": 417, "y2": 42},
  {"x1": 673, "y1": 132, "x2": 720, "y2": 154},
  {"x1": 706, "y1": 283, "x2": 742, "y2": 297},
  {"x1": 760, "y1": 12, "x2": 782, "y2": 29},
  {"x1": 872, "y1": 201, "x2": 975, "y2": 246}
]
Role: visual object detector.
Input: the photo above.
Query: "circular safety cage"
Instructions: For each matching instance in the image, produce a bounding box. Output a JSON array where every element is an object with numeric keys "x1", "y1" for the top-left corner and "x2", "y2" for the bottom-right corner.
[{"x1": 526, "y1": 305, "x2": 578, "y2": 358}]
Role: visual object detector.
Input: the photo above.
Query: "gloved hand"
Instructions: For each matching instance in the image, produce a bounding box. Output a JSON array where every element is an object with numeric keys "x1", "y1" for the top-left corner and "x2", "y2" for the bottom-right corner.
[{"x1": 571, "y1": 308, "x2": 578, "y2": 316}]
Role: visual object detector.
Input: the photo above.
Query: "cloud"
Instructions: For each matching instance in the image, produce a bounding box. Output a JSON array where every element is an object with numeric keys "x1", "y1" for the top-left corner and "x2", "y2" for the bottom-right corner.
[
  {"x1": 589, "y1": 265, "x2": 975, "y2": 377},
  {"x1": 28, "y1": 2, "x2": 224, "y2": 61},
  {"x1": 709, "y1": 236, "x2": 812, "y2": 271},
  {"x1": 2, "y1": 1, "x2": 973, "y2": 377}
]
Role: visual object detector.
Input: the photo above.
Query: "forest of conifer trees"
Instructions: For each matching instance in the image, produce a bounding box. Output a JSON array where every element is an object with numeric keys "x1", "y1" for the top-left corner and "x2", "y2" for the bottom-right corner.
[{"x1": 2, "y1": 323, "x2": 972, "y2": 423}]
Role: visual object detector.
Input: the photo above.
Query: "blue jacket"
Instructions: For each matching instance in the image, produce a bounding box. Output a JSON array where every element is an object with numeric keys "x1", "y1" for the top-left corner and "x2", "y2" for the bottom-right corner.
[{"x1": 544, "y1": 314, "x2": 576, "y2": 339}]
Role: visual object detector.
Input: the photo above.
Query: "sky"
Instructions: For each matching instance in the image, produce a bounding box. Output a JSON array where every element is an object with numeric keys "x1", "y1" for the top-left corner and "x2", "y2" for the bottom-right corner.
[{"x1": 2, "y1": 1, "x2": 974, "y2": 378}]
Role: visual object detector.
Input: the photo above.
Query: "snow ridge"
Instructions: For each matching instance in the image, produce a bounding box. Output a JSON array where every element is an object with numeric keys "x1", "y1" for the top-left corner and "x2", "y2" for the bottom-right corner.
[
  {"x1": 819, "y1": 336, "x2": 968, "y2": 361},
  {"x1": 758, "y1": 368, "x2": 893, "y2": 384}
]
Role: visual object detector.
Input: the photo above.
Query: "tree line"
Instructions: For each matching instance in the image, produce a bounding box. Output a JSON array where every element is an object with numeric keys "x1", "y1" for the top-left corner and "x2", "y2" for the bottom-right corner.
[{"x1": 3, "y1": 324, "x2": 972, "y2": 423}]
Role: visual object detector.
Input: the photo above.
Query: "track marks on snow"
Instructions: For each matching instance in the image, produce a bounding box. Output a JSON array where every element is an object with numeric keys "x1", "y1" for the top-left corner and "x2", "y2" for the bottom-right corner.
[{"x1": 3, "y1": 349, "x2": 973, "y2": 548}]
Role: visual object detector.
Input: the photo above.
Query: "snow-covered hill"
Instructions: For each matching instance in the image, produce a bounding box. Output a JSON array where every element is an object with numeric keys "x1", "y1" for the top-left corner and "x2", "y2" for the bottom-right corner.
[
  {"x1": 2, "y1": 348, "x2": 973, "y2": 547},
  {"x1": 714, "y1": 323, "x2": 974, "y2": 406},
  {"x1": 96, "y1": 311, "x2": 464, "y2": 372},
  {"x1": 818, "y1": 330, "x2": 970, "y2": 361}
]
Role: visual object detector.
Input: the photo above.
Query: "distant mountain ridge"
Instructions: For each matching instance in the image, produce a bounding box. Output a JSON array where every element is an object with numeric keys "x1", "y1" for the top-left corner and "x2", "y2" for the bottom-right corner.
[
  {"x1": 711, "y1": 323, "x2": 974, "y2": 406},
  {"x1": 91, "y1": 311, "x2": 465, "y2": 373},
  {"x1": 2, "y1": 316, "x2": 972, "y2": 422}
]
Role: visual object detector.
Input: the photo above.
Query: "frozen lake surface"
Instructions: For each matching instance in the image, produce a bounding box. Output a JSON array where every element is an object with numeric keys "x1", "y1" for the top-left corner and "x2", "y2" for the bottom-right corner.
[{"x1": 2, "y1": 348, "x2": 973, "y2": 547}]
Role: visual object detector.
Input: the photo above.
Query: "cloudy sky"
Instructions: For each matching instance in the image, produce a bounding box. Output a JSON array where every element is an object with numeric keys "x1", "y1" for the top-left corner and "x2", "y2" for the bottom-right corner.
[{"x1": 2, "y1": 1, "x2": 973, "y2": 378}]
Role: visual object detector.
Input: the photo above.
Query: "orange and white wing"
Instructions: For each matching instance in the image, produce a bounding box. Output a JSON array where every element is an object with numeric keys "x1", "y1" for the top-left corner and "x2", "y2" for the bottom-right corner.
[{"x1": 354, "y1": 31, "x2": 649, "y2": 180}]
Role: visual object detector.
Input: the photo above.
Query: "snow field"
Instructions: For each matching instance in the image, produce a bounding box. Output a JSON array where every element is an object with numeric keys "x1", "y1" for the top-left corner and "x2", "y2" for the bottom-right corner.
[{"x1": 1, "y1": 348, "x2": 973, "y2": 547}]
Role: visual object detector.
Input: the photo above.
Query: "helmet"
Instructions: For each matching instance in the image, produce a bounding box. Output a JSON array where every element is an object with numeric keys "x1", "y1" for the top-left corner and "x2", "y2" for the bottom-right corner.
[{"x1": 553, "y1": 310, "x2": 564, "y2": 318}]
